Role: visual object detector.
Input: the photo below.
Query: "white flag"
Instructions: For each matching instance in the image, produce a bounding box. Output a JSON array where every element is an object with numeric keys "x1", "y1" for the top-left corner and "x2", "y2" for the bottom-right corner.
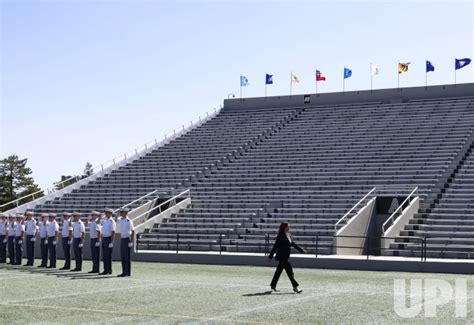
[
  {"x1": 371, "y1": 63, "x2": 379, "y2": 76},
  {"x1": 291, "y1": 72, "x2": 300, "y2": 83}
]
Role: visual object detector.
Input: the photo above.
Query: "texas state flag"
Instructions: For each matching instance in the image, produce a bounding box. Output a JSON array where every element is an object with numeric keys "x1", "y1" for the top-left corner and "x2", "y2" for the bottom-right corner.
[{"x1": 316, "y1": 70, "x2": 326, "y2": 81}]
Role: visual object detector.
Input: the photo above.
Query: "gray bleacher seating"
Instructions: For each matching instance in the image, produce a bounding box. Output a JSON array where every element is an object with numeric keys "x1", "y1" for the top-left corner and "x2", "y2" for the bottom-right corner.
[
  {"x1": 139, "y1": 96, "x2": 474, "y2": 255},
  {"x1": 20, "y1": 88, "x2": 474, "y2": 258}
]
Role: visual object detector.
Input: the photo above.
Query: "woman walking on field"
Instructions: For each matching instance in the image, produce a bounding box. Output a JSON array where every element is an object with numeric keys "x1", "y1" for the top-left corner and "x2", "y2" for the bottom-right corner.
[{"x1": 268, "y1": 222, "x2": 306, "y2": 293}]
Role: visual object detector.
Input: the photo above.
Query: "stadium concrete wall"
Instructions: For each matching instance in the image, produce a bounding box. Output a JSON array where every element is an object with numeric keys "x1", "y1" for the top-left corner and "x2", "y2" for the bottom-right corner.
[{"x1": 224, "y1": 83, "x2": 474, "y2": 111}]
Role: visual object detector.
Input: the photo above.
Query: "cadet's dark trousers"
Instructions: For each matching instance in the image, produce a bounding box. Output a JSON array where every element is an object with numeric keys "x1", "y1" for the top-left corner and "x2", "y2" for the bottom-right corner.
[
  {"x1": 47, "y1": 237, "x2": 56, "y2": 268},
  {"x1": 39, "y1": 237, "x2": 48, "y2": 266},
  {"x1": 7, "y1": 236, "x2": 15, "y2": 264},
  {"x1": 90, "y1": 238, "x2": 100, "y2": 272},
  {"x1": 0, "y1": 235, "x2": 6, "y2": 263},
  {"x1": 102, "y1": 237, "x2": 113, "y2": 274},
  {"x1": 72, "y1": 238, "x2": 82, "y2": 271},
  {"x1": 26, "y1": 235, "x2": 35, "y2": 265},
  {"x1": 61, "y1": 238, "x2": 71, "y2": 269},
  {"x1": 14, "y1": 236, "x2": 23, "y2": 265},
  {"x1": 120, "y1": 238, "x2": 132, "y2": 276},
  {"x1": 270, "y1": 259, "x2": 299, "y2": 289}
]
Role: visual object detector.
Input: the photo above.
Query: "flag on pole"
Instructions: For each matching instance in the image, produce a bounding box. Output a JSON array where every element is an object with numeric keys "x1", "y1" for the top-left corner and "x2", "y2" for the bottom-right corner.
[
  {"x1": 291, "y1": 73, "x2": 300, "y2": 83},
  {"x1": 265, "y1": 74, "x2": 273, "y2": 85},
  {"x1": 455, "y1": 58, "x2": 472, "y2": 70},
  {"x1": 426, "y1": 61, "x2": 435, "y2": 73},
  {"x1": 315, "y1": 70, "x2": 326, "y2": 81},
  {"x1": 343, "y1": 67, "x2": 352, "y2": 79},
  {"x1": 371, "y1": 63, "x2": 379, "y2": 76},
  {"x1": 240, "y1": 75, "x2": 249, "y2": 87},
  {"x1": 398, "y1": 62, "x2": 410, "y2": 74}
]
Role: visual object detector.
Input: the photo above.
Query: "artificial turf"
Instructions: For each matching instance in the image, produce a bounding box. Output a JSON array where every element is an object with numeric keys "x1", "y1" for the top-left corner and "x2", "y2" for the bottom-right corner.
[{"x1": 0, "y1": 260, "x2": 472, "y2": 324}]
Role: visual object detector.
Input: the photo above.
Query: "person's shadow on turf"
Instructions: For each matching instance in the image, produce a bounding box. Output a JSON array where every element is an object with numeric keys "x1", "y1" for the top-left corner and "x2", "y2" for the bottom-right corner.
[{"x1": 242, "y1": 291, "x2": 295, "y2": 296}]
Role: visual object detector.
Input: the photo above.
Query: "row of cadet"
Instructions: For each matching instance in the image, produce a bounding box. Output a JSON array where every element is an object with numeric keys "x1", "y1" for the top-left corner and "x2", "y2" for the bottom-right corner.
[{"x1": 0, "y1": 208, "x2": 135, "y2": 277}]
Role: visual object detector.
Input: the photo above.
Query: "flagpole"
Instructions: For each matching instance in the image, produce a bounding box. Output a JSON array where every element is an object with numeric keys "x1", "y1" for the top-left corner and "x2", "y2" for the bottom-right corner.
[
  {"x1": 425, "y1": 60, "x2": 427, "y2": 89},
  {"x1": 397, "y1": 62, "x2": 400, "y2": 91},
  {"x1": 370, "y1": 63, "x2": 373, "y2": 92},
  {"x1": 315, "y1": 69, "x2": 318, "y2": 94},
  {"x1": 455, "y1": 69, "x2": 457, "y2": 86},
  {"x1": 265, "y1": 83, "x2": 267, "y2": 98},
  {"x1": 343, "y1": 73, "x2": 345, "y2": 94},
  {"x1": 290, "y1": 72, "x2": 292, "y2": 96}
]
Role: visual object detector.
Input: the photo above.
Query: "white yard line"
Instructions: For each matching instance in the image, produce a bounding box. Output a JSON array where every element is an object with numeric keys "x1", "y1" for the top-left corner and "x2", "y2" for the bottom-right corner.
[{"x1": 2, "y1": 281, "x2": 173, "y2": 305}]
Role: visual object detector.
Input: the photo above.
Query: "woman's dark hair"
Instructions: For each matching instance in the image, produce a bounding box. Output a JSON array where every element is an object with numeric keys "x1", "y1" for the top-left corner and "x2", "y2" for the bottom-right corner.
[{"x1": 279, "y1": 222, "x2": 289, "y2": 234}]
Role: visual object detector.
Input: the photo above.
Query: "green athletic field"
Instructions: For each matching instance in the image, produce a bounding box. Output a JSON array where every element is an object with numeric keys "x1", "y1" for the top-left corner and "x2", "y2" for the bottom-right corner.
[{"x1": 0, "y1": 260, "x2": 471, "y2": 324}]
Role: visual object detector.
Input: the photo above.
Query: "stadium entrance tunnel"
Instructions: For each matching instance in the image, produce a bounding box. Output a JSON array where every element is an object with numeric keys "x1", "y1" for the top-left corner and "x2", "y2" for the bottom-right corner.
[{"x1": 334, "y1": 194, "x2": 419, "y2": 256}]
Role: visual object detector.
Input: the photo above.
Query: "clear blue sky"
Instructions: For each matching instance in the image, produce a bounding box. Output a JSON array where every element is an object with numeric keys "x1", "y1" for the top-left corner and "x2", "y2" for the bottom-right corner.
[{"x1": 1, "y1": 0, "x2": 473, "y2": 190}]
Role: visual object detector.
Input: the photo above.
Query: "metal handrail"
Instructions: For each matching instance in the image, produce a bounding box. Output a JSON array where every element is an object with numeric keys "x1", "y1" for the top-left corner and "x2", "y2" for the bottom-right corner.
[
  {"x1": 112, "y1": 188, "x2": 169, "y2": 214},
  {"x1": 0, "y1": 106, "x2": 221, "y2": 211},
  {"x1": 334, "y1": 187, "x2": 377, "y2": 232},
  {"x1": 382, "y1": 186, "x2": 419, "y2": 233},
  {"x1": 131, "y1": 189, "x2": 190, "y2": 224}
]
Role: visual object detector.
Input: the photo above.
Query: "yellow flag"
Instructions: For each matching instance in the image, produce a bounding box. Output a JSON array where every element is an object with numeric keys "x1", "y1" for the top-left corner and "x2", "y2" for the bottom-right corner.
[{"x1": 398, "y1": 62, "x2": 410, "y2": 74}]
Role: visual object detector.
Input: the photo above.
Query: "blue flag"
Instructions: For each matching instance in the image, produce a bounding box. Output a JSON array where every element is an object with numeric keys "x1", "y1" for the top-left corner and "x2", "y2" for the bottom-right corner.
[
  {"x1": 240, "y1": 75, "x2": 249, "y2": 87},
  {"x1": 426, "y1": 61, "x2": 435, "y2": 73},
  {"x1": 455, "y1": 58, "x2": 471, "y2": 70},
  {"x1": 265, "y1": 74, "x2": 273, "y2": 85},
  {"x1": 343, "y1": 67, "x2": 352, "y2": 79}
]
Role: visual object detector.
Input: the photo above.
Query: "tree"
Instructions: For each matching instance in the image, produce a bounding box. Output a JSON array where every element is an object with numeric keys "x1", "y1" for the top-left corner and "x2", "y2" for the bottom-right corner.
[
  {"x1": 0, "y1": 155, "x2": 43, "y2": 206},
  {"x1": 84, "y1": 162, "x2": 93, "y2": 177}
]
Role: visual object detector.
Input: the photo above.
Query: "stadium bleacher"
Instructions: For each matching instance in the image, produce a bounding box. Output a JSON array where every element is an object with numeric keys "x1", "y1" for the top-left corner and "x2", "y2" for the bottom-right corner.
[
  {"x1": 6, "y1": 84, "x2": 474, "y2": 259},
  {"x1": 30, "y1": 107, "x2": 298, "y2": 214},
  {"x1": 386, "y1": 142, "x2": 474, "y2": 259},
  {"x1": 139, "y1": 94, "x2": 474, "y2": 254}
]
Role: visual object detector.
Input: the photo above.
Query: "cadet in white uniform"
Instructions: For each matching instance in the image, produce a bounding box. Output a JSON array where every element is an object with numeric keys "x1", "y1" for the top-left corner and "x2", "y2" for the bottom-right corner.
[
  {"x1": 100, "y1": 208, "x2": 116, "y2": 275},
  {"x1": 88, "y1": 211, "x2": 102, "y2": 274},
  {"x1": 7, "y1": 215, "x2": 16, "y2": 264},
  {"x1": 14, "y1": 215, "x2": 25, "y2": 265},
  {"x1": 60, "y1": 212, "x2": 73, "y2": 270},
  {"x1": 38, "y1": 213, "x2": 49, "y2": 267},
  {"x1": 71, "y1": 212, "x2": 85, "y2": 272},
  {"x1": 24, "y1": 211, "x2": 37, "y2": 266},
  {"x1": 47, "y1": 213, "x2": 59, "y2": 268},
  {"x1": 0, "y1": 213, "x2": 7, "y2": 263},
  {"x1": 118, "y1": 208, "x2": 135, "y2": 277}
]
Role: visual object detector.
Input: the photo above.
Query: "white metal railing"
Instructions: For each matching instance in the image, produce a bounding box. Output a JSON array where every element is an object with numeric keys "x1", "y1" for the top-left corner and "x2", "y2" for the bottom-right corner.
[
  {"x1": 382, "y1": 186, "x2": 419, "y2": 233},
  {"x1": 334, "y1": 187, "x2": 377, "y2": 232},
  {"x1": 0, "y1": 106, "x2": 222, "y2": 212},
  {"x1": 112, "y1": 188, "x2": 171, "y2": 215},
  {"x1": 131, "y1": 189, "x2": 190, "y2": 225}
]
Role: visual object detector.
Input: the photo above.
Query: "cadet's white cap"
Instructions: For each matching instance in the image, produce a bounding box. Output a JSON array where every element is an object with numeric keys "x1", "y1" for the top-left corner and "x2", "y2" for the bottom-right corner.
[
  {"x1": 73, "y1": 212, "x2": 82, "y2": 216},
  {"x1": 90, "y1": 211, "x2": 101, "y2": 216},
  {"x1": 63, "y1": 212, "x2": 71, "y2": 217},
  {"x1": 104, "y1": 208, "x2": 114, "y2": 213},
  {"x1": 119, "y1": 207, "x2": 130, "y2": 213},
  {"x1": 26, "y1": 211, "x2": 34, "y2": 216},
  {"x1": 49, "y1": 213, "x2": 57, "y2": 218},
  {"x1": 41, "y1": 213, "x2": 49, "y2": 218},
  {"x1": 9, "y1": 214, "x2": 15, "y2": 218},
  {"x1": 0, "y1": 213, "x2": 7, "y2": 218}
]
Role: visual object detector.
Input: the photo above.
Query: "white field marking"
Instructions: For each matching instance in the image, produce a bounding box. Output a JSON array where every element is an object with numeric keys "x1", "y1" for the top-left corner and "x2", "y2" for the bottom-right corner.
[
  {"x1": 1, "y1": 281, "x2": 175, "y2": 305},
  {"x1": 1, "y1": 302, "x2": 264, "y2": 325}
]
